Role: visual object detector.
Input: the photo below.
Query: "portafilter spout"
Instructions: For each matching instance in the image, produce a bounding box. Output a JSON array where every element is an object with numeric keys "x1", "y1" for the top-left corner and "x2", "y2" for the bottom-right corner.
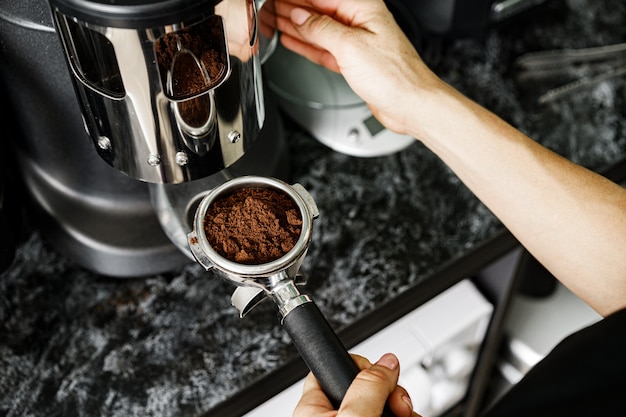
[{"x1": 187, "y1": 176, "x2": 361, "y2": 409}]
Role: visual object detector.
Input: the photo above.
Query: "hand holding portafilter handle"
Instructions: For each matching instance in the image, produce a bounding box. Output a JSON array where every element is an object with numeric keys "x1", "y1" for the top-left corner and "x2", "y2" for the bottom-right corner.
[
  {"x1": 280, "y1": 295, "x2": 395, "y2": 417},
  {"x1": 282, "y1": 299, "x2": 359, "y2": 408},
  {"x1": 187, "y1": 176, "x2": 395, "y2": 416}
]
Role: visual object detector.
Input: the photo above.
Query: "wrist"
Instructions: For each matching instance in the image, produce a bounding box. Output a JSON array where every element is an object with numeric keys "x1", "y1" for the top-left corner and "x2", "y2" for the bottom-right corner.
[{"x1": 402, "y1": 75, "x2": 457, "y2": 144}]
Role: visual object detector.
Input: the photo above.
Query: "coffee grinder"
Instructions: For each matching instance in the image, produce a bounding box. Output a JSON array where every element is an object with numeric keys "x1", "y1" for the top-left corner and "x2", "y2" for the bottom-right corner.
[{"x1": 0, "y1": 0, "x2": 288, "y2": 277}]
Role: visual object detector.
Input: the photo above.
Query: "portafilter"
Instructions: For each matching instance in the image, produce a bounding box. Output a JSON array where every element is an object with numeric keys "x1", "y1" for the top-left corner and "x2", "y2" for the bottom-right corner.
[{"x1": 187, "y1": 176, "x2": 389, "y2": 410}]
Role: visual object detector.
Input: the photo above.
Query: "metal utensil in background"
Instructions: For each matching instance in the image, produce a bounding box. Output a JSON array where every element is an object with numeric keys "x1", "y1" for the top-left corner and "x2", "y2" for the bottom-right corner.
[
  {"x1": 187, "y1": 176, "x2": 394, "y2": 414},
  {"x1": 514, "y1": 42, "x2": 626, "y2": 104}
]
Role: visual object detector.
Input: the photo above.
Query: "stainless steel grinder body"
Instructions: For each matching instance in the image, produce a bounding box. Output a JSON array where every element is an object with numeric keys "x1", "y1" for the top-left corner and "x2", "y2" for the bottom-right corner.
[
  {"x1": 49, "y1": 0, "x2": 268, "y2": 183},
  {"x1": 0, "y1": 0, "x2": 287, "y2": 277}
]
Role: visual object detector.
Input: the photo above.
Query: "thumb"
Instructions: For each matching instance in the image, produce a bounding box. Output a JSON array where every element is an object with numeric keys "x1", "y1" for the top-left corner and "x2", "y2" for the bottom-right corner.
[{"x1": 337, "y1": 353, "x2": 402, "y2": 417}]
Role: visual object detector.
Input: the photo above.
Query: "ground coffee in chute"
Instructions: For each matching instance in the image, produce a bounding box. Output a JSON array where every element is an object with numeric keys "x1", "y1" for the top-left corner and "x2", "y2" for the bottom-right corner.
[{"x1": 203, "y1": 188, "x2": 303, "y2": 264}]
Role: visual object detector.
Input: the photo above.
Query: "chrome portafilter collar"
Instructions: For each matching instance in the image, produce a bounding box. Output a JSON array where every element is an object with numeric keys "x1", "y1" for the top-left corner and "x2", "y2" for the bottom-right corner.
[{"x1": 187, "y1": 176, "x2": 319, "y2": 318}]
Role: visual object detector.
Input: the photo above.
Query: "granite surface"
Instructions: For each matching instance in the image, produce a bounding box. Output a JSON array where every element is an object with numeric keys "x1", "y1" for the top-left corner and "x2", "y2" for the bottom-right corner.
[{"x1": 2, "y1": 0, "x2": 626, "y2": 416}]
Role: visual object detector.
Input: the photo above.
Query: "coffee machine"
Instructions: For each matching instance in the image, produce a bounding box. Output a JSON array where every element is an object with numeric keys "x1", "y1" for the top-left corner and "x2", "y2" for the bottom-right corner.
[{"x1": 0, "y1": 0, "x2": 288, "y2": 277}]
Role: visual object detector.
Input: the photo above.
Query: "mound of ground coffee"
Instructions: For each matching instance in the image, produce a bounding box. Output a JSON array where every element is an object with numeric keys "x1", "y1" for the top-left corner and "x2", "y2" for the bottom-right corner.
[{"x1": 203, "y1": 188, "x2": 303, "y2": 264}]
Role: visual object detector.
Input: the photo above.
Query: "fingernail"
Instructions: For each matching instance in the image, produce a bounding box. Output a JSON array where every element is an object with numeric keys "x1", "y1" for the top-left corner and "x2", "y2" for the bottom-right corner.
[
  {"x1": 376, "y1": 353, "x2": 399, "y2": 370},
  {"x1": 291, "y1": 8, "x2": 312, "y2": 25},
  {"x1": 402, "y1": 395, "x2": 413, "y2": 410}
]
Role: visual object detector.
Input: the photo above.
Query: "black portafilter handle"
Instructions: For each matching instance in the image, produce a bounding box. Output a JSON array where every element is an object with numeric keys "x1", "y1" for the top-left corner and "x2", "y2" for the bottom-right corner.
[{"x1": 282, "y1": 300, "x2": 396, "y2": 416}]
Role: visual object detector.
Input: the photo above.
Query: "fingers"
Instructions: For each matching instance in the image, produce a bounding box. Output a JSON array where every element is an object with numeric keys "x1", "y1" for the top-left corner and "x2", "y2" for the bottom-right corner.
[
  {"x1": 388, "y1": 385, "x2": 422, "y2": 417},
  {"x1": 280, "y1": 34, "x2": 340, "y2": 72},
  {"x1": 346, "y1": 354, "x2": 422, "y2": 417},
  {"x1": 337, "y1": 353, "x2": 401, "y2": 417},
  {"x1": 273, "y1": 0, "x2": 373, "y2": 70},
  {"x1": 293, "y1": 353, "x2": 422, "y2": 417},
  {"x1": 278, "y1": 6, "x2": 347, "y2": 71},
  {"x1": 350, "y1": 354, "x2": 421, "y2": 417},
  {"x1": 292, "y1": 372, "x2": 335, "y2": 417},
  {"x1": 350, "y1": 353, "x2": 374, "y2": 370},
  {"x1": 273, "y1": 0, "x2": 313, "y2": 41},
  {"x1": 294, "y1": 354, "x2": 375, "y2": 417}
]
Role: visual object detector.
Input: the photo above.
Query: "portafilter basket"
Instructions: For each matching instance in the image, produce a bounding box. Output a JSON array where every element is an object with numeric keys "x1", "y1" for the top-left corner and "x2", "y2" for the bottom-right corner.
[{"x1": 187, "y1": 176, "x2": 361, "y2": 408}]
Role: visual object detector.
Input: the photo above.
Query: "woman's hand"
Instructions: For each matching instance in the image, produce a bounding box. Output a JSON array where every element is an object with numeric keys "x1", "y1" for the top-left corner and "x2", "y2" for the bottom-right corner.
[
  {"x1": 293, "y1": 353, "x2": 421, "y2": 417},
  {"x1": 272, "y1": 0, "x2": 439, "y2": 139}
]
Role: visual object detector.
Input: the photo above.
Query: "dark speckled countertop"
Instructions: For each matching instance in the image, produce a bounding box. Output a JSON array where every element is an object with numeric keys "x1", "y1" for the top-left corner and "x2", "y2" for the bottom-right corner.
[{"x1": 2, "y1": 1, "x2": 626, "y2": 416}]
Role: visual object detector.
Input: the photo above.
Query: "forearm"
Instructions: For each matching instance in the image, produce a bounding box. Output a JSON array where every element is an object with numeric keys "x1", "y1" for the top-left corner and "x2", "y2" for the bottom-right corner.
[
  {"x1": 278, "y1": 0, "x2": 626, "y2": 316},
  {"x1": 414, "y1": 80, "x2": 626, "y2": 316}
]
